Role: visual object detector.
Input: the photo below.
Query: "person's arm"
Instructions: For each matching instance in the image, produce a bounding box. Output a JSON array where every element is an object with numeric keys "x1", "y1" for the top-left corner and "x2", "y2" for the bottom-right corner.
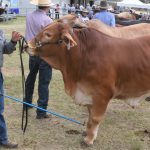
[
  {"x1": 42, "y1": 17, "x2": 53, "y2": 29},
  {"x1": 92, "y1": 13, "x2": 98, "y2": 19},
  {"x1": 3, "y1": 40, "x2": 17, "y2": 54},
  {"x1": 110, "y1": 15, "x2": 116, "y2": 27},
  {"x1": 3, "y1": 31, "x2": 22, "y2": 54}
]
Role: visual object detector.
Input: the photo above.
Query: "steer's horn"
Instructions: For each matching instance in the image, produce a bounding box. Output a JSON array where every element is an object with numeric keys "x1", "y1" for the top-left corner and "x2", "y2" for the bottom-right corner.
[{"x1": 62, "y1": 32, "x2": 77, "y2": 50}]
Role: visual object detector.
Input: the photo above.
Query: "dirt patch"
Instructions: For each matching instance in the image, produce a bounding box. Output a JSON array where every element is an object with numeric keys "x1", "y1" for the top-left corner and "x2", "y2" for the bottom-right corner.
[
  {"x1": 65, "y1": 129, "x2": 81, "y2": 135},
  {"x1": 135, "y1": 130, "x2": 150, "y2": 141},
  {"x1": 35, "y1": 143, "x2": 64, "y2": 150}
]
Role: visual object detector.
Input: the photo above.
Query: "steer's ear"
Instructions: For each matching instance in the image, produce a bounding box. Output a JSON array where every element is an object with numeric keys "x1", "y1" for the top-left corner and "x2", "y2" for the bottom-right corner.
[{"x1": 62, "y1": 32, "x2": 77, "y2": 50}]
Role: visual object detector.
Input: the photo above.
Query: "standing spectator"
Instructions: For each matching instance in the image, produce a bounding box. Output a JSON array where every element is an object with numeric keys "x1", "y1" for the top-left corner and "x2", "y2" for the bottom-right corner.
[
  {"x1": 93, "y1": 0, "x2": 115, "y2": 27},
  {"x1": 49, "y1": 7, "x2": 55, "y2": 19},
  {"x1": 71, "y1": 4, "x2": 75, "y2": 13},
  {"x1": 55, "y1": 4, "x2": 60, "y2": 19},
  {"x1": 80, "y1": 4, "x2": 84, "y2": 11},
  {"x1": 87, "y1": 3, "x2": 93, "y2": 20},
  {"x1": 25, "y1": 0, "x2": 53, "y2": 119},
  {"x1": 80, "y1": 9, "x2": 89, "y2": 22},
  {"x1": 86, "y1": 3, "x2": 91, "y2": 12},
  {"x1": 62, "y1": 4, "x2": 68, "y2": 16},
  {"x1": 88, "y1": 10, "x2": 94, "y2": 20},
  {"x1": 4, "y1": 4, "x2": 9, "y2": 14},
  {"x1": 67, "y1": 4, "x2": 71, "y2": 14},
  {"x1": 0, "y1": 30, "x2": 22, "y2": 149},
  {"x1": 0, "y1": 1, "x2": 2, "y2": 7},
  {"x1": 48, "y1": 9, "x2": 51, "y2": 18},
  {"x1": 75, "y1": 4, "x2": 80, "y2": 10},
  {"x1": 75, "y1": 3, "x2": 80, "y2": 14}
]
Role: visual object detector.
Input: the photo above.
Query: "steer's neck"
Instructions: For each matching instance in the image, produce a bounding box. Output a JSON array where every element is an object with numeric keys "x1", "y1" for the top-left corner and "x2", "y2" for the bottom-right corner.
[
  {"x1": 41, "y1": 56, "x2": 62, "y2": 70},
  {"x1": 40, "y1": 36, "x2": 83, "y2": 96},
  {"x1": 61, "y1": 44, "x2": 83, "y2": 95}
]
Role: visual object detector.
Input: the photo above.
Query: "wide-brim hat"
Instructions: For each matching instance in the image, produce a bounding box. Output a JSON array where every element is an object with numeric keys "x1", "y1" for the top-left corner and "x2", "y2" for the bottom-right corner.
[
  {"x1": 30, "y1": 0, "x2": 55, "y2": 7},
  {"x1": 99, "y1": 0, "x2": 108, "y2": 9},
  {"x1": 81, "y1": 9, "x2": 89, "y2": 13}
]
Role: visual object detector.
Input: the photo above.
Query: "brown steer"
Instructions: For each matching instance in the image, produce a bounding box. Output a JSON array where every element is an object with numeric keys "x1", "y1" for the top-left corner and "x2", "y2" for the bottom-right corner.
[
  {"x1": 59, "y1": 14, "x2": 150, "y2": 39},
  {"x1": 27, "y1": 22, "x2": 150, "y2": 146}
]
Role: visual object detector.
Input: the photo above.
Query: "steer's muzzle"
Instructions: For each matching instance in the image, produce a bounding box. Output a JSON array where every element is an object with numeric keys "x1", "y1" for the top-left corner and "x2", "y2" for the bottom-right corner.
[{"x1": 25, "y1": 40, "x2": 37, "y2": 56}]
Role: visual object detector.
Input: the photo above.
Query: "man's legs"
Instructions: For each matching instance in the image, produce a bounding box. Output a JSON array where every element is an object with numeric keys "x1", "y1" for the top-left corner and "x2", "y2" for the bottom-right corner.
[
  {"x1": 36, "y1": 59, "x2": 52, "y2": 117},
  {"x1": 25, "y1": 56, "x2": 39, "y2": 104},
  {"x1": 55, "y1": 12, "x2": 57, "y2": 19},
  {"x1": 0, "y1": 73, "x2": 7, "y2": 144},
  {"x1": 0, "y1": 73, "x2": 17, "y2": 148}
]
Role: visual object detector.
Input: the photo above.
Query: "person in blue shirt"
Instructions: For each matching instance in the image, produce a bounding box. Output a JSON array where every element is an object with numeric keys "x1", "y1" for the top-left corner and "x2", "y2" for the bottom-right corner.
[{"x1": 93, "y1": 0, "x2": 115, "y2": 27}]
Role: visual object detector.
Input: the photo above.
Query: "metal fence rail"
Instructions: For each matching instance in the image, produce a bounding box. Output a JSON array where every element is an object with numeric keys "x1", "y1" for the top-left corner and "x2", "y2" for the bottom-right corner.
[{"x1": 18, "y1": 8, "x2": 69, "y2": 17}]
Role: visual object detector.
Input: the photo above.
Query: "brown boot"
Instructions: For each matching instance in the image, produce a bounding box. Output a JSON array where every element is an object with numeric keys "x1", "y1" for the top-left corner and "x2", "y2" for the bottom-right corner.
[
  {"x1": 145, "y1": 97, "x2": 150, "y2": 101},
  {"x1": 36, "y1": 114, "x2": 52, "y2": 119},
  {"x1": 0, "y1": 141, "x2": 18, "y2": 149}
]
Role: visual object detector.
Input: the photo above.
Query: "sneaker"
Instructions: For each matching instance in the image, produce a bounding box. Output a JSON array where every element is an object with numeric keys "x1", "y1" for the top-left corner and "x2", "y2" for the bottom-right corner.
[
  {"x1": 145, "y1": 97, "x2": 150, "y2": 101},
  {"x1": 0, "y1": 141, "x2": 18, "y2": 149},
  {"x1": 36, "y1": 114, "x2": 52, "y2": 119}
]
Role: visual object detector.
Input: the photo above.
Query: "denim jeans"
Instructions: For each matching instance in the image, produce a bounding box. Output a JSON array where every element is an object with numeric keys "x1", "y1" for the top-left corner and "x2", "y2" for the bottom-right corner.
[
  {"x1": 25, "y1": 56, "x2": 52, "y2": 115},
  {"x1": 0, "y1": 72, "x2": 8, "y2": 144}
]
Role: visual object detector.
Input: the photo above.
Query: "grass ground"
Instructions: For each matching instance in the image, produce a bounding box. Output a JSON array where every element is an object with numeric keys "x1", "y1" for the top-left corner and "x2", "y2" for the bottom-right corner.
[{"x1": 0, "y1": 17, "x2": 150, "y2": 150}]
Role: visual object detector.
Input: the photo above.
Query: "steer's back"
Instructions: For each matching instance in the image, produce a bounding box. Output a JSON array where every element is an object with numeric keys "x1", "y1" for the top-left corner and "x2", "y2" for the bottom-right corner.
[{"x1": 87, "y1": 20, "x2": 150, "y2": 39}]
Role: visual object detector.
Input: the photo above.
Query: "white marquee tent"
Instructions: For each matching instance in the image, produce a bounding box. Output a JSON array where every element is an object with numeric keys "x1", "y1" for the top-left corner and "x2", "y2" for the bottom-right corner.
[{"x1": 117, "y1": 0, "x2": 150, "y2": 9}]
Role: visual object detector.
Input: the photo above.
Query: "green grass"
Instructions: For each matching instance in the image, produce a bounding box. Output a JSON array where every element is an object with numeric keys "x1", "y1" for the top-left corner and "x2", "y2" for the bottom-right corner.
[{"x1": 0, "y1": 17, "x2": 150, "y2": 150}]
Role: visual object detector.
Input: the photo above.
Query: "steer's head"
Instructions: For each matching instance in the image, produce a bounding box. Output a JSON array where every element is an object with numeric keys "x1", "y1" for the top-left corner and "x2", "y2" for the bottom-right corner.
[
  {"x1": 58, "y1": 14, "x2": 87, "y2": 28},
  {"x1": 26, "y1": 22, "x2": 77, "y2": 57}
]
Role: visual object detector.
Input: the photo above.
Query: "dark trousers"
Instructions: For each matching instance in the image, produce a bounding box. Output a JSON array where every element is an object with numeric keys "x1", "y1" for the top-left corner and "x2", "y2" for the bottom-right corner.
[
  {"x1": 0, "y1": 73, "x2": 8, "y2": 144},
  {"x1": 55, "y1": 12, "x2": 59, "y2": 19},
  {"x1": 25, "y1": 56, "x2": 52, "y2": 115}
]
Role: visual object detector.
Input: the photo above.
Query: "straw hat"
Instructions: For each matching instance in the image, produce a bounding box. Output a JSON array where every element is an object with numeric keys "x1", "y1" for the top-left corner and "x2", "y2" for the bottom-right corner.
[{"x1": 30, "y1": 0, "x2": 54, "y2": 7}]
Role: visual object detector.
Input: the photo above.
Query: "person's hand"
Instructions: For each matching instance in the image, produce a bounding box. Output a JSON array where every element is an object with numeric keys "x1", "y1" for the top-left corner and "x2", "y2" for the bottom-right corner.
[{"x1": 11, "y1": 31, "x2": 22, "y2": 42}]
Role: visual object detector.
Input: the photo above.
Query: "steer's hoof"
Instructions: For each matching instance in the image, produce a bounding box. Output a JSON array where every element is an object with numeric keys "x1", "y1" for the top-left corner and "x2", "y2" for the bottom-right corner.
[
  {"x1": 82, "y1": 131, "x2": 87, "y2": 137},
  {"x1": 80, "y1": 141, "x2": 92, "y2": 148},
  {"x1": 145, "y1": 97, "x2": 150, "y2": 101}
]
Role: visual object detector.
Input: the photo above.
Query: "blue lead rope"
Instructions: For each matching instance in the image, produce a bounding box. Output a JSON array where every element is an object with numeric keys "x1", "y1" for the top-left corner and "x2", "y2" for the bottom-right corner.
[{"x1": 3, "y1": 94, "x2": 85, "y2": 126}]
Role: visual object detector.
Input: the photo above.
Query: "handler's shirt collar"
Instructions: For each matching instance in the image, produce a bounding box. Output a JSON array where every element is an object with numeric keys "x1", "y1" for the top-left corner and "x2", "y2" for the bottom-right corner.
[{"x1": 36, "y1": 9, "x2": 47, "y2": 15}]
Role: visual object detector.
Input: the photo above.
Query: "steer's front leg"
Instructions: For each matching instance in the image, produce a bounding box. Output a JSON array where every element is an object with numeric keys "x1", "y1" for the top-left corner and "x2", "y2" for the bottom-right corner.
[
  {"x1": 82, "y1": 105, "x2": 92, "y2": 137},
  {"x1": 84, "y1": 96, "x2": 110, "y2": 146}
]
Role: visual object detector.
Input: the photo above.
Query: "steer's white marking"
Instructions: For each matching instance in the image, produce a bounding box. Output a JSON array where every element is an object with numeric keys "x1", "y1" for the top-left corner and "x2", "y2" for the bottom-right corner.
[
  {"x1": 74, "y1": 85, "x2": 92, "y2": 106},
  {"x1": 93, "y1": 125, "x2": 99, "y2": 140},
  {"x1": 125, "y1": 92, "x2": 150, "y2": 108},
  {"x1": 72, "y1": 84, "x2": 150, "y2": 107},
  {"x1": 27, "y1": 48, "x2": 35, "y2": 56}
]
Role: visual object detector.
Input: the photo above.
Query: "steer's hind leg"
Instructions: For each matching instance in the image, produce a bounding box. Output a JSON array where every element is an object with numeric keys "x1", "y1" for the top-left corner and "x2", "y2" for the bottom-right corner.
[{"x1": 84, "y1": 96, "x2": 110, "y2": 146}]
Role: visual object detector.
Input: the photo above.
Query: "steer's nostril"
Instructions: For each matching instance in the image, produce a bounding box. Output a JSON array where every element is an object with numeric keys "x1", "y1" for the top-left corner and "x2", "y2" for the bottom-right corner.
[
  {"x1": 22, "y1": 44, "x2": 29, "y2": 53},
  {"x1": 24, "y1": 44, "x2": 29, "y2": 49}
]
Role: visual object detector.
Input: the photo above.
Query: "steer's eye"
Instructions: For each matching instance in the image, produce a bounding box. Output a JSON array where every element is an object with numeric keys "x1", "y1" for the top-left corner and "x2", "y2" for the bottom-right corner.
[{"x1": 45, "y1": 32, "x2": 51, "y2": 38}]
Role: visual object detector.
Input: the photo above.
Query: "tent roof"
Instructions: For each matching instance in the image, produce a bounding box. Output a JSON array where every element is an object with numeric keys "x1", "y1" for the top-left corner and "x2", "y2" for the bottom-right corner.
[{"x1": 117, "y1": 0, "x2": 150, "y2": 9}]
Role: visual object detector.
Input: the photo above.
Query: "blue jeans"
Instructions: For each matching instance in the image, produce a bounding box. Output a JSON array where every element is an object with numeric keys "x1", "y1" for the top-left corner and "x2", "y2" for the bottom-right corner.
[
  {"x1": 25, "y1": 56, "x2": 52, "y2": 115},
  {"x1": 0, "y1": 72, "x2": 8, "y2": 144}
]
